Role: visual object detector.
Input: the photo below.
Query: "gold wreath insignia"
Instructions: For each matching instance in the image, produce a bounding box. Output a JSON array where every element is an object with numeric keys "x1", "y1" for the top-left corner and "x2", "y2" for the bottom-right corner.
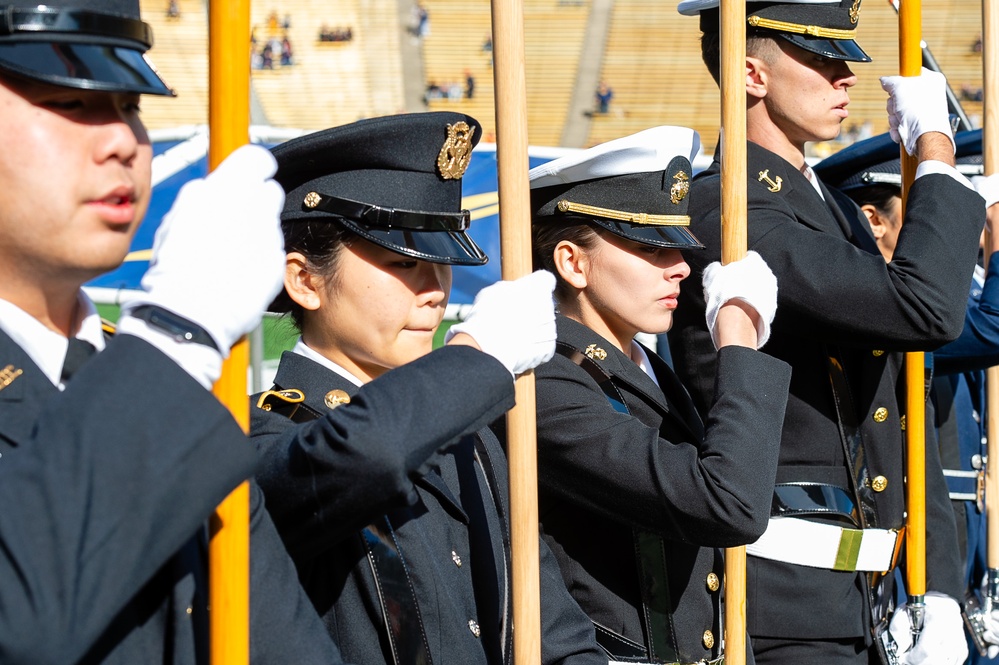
[
  {"x1": 670, "y1": 171, "x2": 690, "y2": 205},
  {"x1": 437, "y1": 122, "x2": 476, "y2": 180},
  {"x1": 849, "y1": 0, "x2": 861, "y2": 25}
]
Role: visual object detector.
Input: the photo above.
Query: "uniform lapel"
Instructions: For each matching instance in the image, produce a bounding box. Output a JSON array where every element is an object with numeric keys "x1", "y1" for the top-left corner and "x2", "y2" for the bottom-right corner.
[
  {"x1": 556, "y1": 317, "x2": 698, "y2": 438},
  {"x1": 0, "y1": 328, "x2": 59, "y2": 450}
]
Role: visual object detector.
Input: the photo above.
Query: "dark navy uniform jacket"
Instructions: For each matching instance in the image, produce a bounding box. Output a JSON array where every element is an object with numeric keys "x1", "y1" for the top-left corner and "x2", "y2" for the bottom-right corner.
[
  {"x1": 670, "y1": 141, "x2": 981, "y2": 641},
  {"x1": 251, "y1": 344, "x2": 605, "y2": 665},
  {"x1": 0, "y1": 329, "x2": 342, "y2": 664},
  {"x1": 532, "y1": 315, "x2": 790, "y2": 663}
]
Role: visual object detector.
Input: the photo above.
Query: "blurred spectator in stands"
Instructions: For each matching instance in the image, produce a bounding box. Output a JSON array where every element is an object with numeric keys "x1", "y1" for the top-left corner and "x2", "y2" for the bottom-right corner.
[
  {"x1": 973, "y1": 33, "x2": 983, "y2": 53},
  {"x1": 962, "y1": 83, "x2": 985, "y2": 102},
  {"x1": 318, "y1": 25, "x2": 353, "y2": 42},
  {"x1": 595, "y1": 81, "x2": 613, "y2": 114},
  {"x1": 423, "y1": 80, "x2": 442, "y2": 105},
  {"x1": 465, "y1": 70, "x2": 475, "y2": 100},
  {"x1": 281, "y1": 34, "x2": 293, "y2": 66},
  {"x1": 282, "y1": 13, "x2": 291, "y2": 30},
  {"x1": 166, "y1": 0, "x2": 179, "y2": 19},
  {"x1": 267, "y1": 10, "x2": 279, "y2": 35},
  {"x1": 482, "y1": 34, "x2": 492, "y2": 52},
  {"x1": 261, "y1": 42, "x2": 274, "y2": 69},
  {"x1": 410, "y1": 3, "x2": 430, "y2": 39}
]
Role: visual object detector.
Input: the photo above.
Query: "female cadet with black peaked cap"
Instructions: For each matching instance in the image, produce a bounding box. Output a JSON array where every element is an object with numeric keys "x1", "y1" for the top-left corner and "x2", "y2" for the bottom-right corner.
[
  {"x1": 524, "y1": 126, "x2": 792, "y2": 665},
  {"x1": 250, "y1": 111, "x2": 607, "y2": 665}
]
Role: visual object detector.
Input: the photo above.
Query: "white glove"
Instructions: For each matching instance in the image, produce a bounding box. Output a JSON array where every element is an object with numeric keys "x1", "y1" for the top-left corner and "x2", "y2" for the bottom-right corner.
[
  {"x1": 983, "y1": 603, "x2": 999, "y2": 658},
  {"x1": 445, "y1": 270, "x2": 557, "y2": 376},
  {"x1": 122, "y1": 144, "x2": 286, "y2": 352},
  {"x1": 888, "y1": 592, "x2": 968, "y2": 665},
  {"x1": 972, "y1": 174, "x2": 999, "y2": 209},
  {"x1": 701, "y1": 250, "x2": 777, "y2": 351},
  {"x1": 880, "y1": 68, "x2": 955, "y2": 157},
  {"x1": 118, "y1": 145, "x2": 286, "y2": 388}
]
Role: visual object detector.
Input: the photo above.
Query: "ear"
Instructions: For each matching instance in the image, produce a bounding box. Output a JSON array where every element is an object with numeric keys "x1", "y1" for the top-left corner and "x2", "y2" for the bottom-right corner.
[
  {"x1": 861, "y1": 204, "x2": 887, "y2": 240},
  {"x1": 284, "y1": 252, "x2": 323, "y2": 312},
  {"x1": 552, "y1": 240, "x2": 589, "y2": 290},
  {"x1": 746, "y1": 55, "x2": 768, "y2": 100}
]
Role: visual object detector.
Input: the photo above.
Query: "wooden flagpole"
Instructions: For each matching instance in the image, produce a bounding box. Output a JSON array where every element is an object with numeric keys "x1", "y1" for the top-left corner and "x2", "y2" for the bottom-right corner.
[
  {"x1": 983, "y1": 0, "x2": 999, "y2": 613},
  {"x1": 719, "y1": 0, "x2": 749, "y2": 662},
  {"x1": 490, "y1": 0, "x2": 542, "y2": 661},
  {"x1": 207, "y1": 0, "x2": 252, "y2": 662},
  {"x1": 898, "y1": 0, "x2": 927, "y2": 642}
]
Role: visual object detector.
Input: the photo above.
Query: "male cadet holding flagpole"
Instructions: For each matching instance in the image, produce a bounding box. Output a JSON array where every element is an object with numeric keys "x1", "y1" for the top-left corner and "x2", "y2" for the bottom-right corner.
[
  {"x1": 0, "y1": 1, "x2": 342, "y2": 663},
  {"x1": 670, "y1": 0, "x2": 984, "y2": 663}
]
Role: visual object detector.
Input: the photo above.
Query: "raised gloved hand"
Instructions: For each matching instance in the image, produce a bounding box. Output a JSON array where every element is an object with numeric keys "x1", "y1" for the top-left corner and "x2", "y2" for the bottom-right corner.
[
  {"x1": 701, "y1": 250, "x2": 777, "y2": 351},
  {"x1": 982, "y1": 602, "x2": 999, "y2": 658},
  {"x1": 880, "y1": 68, "x2": 955, "y2": 157},
  {"x1": 445, "y1": 270, "x2": 557, "y2": 377},
  {"x1": 119, "y1": 144, "x2": 286, "y2": 386},
  {"x1": 888, "y1": 592, "x2": 968, "y2": 665}
]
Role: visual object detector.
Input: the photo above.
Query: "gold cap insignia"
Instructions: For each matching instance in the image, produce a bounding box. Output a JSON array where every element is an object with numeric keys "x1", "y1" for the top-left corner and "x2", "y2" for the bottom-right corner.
[
  {"x1": 584, "y1": 344, "x2": 607, "y2": 361},
  {"x1": 849, "y1": 0, "x2": 861, "y2": 25},
  {"x1": 0, "y1": 364, "x2": 23, "y2": 393},
  {"x1": 670, "y1": 171, "x2": 690, "y2": 204},
  {"x1": 758, "y1": 169, "x2": 783, "y2": 193},
  {"x1": 325, "y1": 389, "x2": 351, "y2": 409},
  {"x1": 304, "y1": 191, "x2": 322, "y2": 209},
  {"x1": 437, "y1": 121, "x2": 475, "y2": 180}
]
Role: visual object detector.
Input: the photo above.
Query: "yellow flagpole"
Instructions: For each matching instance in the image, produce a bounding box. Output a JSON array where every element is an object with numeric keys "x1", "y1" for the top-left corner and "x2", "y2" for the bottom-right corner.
[
  {"x1": 490, "y1": 0, "x2": 542, "y2": 660},
  {"x1": 898, "y1": 0, "x2": 927, "y2": 642},
  {"x1": 719, "y1": 0, "x2": 749, "y2": 662},
  {"x1": 207, "y1": 0, "x2": 252, "y2": 663},
  {"x1": 982, "y1": 0, "x2": 999, "y2": 613}
]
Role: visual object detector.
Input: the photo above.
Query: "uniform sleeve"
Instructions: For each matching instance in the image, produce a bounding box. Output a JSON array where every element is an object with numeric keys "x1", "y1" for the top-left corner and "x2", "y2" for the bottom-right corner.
[
  {"x1": 0, "y1": 335, "x2": 257, "y2": 665},
  {"x1": 686, "y1": 173, "x2": 984, "y2": 351},
  {"x1": 253, "y1": 345, "x2": 515, "y2": 557},
  {"x1": 535, "y1": 345, "x2": 790, "y2": 547},
  {"x1": 248, "y1": 480, "x2": 347, "y2": 665},
  {"x1": 934, "y1": 254, "x2": 999, "y2": 375}
]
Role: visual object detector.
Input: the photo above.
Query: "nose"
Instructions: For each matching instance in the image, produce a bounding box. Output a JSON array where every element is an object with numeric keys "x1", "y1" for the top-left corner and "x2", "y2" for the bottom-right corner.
[
  {"x1": 835, "y1": 62, "x2": 857, "y2": 89},
  {"x1": 416, "y1": 261, "x2": 452, "y2": 307},
  {"x1": 93, "y1": 95, "x2": 145, "y2": 166},
  {"x1": 663, "y1": 249, "x2": 690, "y2": 282}
]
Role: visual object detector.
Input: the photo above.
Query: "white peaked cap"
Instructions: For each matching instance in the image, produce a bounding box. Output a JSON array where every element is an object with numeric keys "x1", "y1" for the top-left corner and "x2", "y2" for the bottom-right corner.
[{"x1": 529, "y1": 126, "x2": 700, "y2": 189}]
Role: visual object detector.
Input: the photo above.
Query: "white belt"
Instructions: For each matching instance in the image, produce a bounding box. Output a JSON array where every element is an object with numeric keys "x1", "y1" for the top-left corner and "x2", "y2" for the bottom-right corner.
[{"x1": 746, "y1": 517, "x2": 902, "y2": 572}]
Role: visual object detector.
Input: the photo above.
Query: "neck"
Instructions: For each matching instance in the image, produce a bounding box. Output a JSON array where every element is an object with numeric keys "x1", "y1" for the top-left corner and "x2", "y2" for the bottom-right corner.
[
  {"x1": 0, "y1": 276, "x2": 83, "y2": 338},
  {"x1": 559, "y1": 298, "x2": 638, "y2": 363},
  {"x1": 746, "y1": 104, "x2": 807, "y2": 170}
]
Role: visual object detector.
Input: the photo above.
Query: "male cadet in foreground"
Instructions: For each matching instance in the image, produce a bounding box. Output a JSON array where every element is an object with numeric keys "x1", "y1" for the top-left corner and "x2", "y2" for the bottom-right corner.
[
  {"x1": 0, "y1": 1, "x2": 344, "y2": 663},
  {"x1": 671, "y1": 0, "x2": 984, "y2": 663}
]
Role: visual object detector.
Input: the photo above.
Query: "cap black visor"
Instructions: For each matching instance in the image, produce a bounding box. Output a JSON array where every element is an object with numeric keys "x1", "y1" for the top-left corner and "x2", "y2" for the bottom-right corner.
[
  {"x1": 340, "y1": 219, "x2": 489, "y2": 265},
  {"x1": 778, "y1": 33, "x2": 871, "y2": 63},
  {"x1": 593, "y1": 219, "x2": 705, "y2": 250},
  {"x1": 0, "y1": 42, "x2": 173, "y2": 95}
]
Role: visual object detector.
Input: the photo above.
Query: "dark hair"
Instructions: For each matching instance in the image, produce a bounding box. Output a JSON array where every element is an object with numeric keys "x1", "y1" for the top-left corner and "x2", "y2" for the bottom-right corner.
[
  {"x1": 532, "y1": 218, "x2": 601, "y2": 302},
  {"x1": 272, "y1": 220, "x2": 355, "y2": 330},
  {"x1": 843, "y1": 184, "x2": 900, "y2": 218},
  {"x1": 701, "y1": 29, "x2": 777, "y2": 85}
]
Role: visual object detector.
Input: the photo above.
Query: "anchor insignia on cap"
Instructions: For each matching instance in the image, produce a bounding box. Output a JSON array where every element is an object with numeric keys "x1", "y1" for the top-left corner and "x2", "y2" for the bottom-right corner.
[
  {"x1": 758, "y1": 169, "x2": 783, "y2": 193},
  {"x1": 437, "y1": 122, "x2": 475, "y2": 180},
  {"x1": 670, "y1": 171, "x2": 689, "y2": 204},
  {"x1": 849, "y1": 0, "x2": 862, "y2": 24}
]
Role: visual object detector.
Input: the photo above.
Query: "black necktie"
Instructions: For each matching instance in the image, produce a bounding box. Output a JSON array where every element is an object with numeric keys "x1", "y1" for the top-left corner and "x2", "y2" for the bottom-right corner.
[{"x1": 61, "y1": 338, "x2": 96, "y2": 383}]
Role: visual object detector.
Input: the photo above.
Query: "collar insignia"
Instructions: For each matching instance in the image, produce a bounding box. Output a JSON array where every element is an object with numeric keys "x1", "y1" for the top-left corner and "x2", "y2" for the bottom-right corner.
[
  {"x1": 325, "y1": 389, "x2": 351, "y2": 409},
  {"x1": 584, "y1": 344, "x2": 607, "y2": 361},
  {"x1": 0, "y1": 365, "x2": 23, "y2": 393},
  {"x1": 758, "y1": 169, "x2": 783, "y2": 193},
  {"x1": 670, "y1": 171, "x2": 690, "y2": 204},
  {"x1": 437, "y1": 121, "x2": 475, "y2": 180}
]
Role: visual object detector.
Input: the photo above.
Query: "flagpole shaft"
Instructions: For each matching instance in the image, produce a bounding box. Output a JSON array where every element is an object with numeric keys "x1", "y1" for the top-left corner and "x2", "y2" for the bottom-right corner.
[
  {"x1": 719, "y1": 0, "x2": 748, "y2": 662},
  {"x1": 490, "y1": 0, "x2": 542, "y2": 661},
  {"x1": 208, "y1": 0, "x2": 252, "y2": 663}
]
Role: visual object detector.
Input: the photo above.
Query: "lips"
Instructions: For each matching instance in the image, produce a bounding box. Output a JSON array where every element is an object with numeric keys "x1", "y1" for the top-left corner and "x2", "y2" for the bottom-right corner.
[{"x1": 88, "y1": 186, "x2": 138, "y2": 225}]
